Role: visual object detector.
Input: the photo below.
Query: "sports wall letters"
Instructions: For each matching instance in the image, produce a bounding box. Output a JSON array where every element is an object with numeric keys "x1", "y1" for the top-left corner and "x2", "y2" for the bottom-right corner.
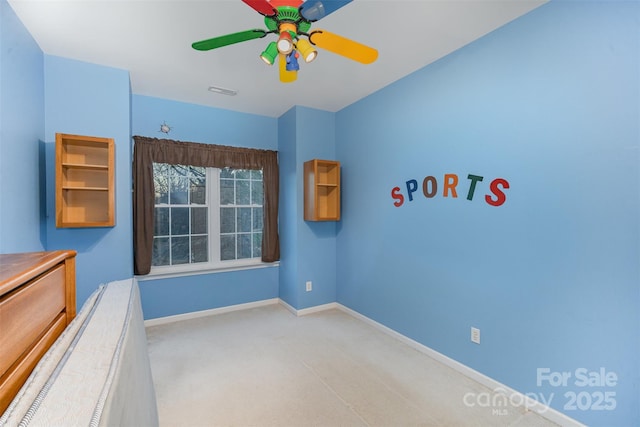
[{"x1": 391, "y1": 173, "x2": 510, "y2": 207}]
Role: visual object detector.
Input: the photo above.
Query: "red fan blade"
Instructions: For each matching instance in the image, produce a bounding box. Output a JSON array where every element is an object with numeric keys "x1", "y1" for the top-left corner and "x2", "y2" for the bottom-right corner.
[{"x1": 242, "y1": 0, "x2": 277, "y2": 16}]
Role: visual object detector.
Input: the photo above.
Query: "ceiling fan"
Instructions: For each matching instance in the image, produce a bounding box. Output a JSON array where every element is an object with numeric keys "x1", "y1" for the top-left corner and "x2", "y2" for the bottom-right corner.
[{"x1": 192, "y1": 0, "x2": 378, "y2": 83}]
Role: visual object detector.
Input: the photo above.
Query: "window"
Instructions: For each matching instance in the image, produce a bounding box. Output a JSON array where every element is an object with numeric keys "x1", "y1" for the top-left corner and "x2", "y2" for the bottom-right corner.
[
  {"x1": 219, "y1": 168, "x2": 264, "y2": 261},
  {"x1": 132, "y1": 136, "x2": 279, "y2": 276},
  {"x1": 151, "y1": 163, "x2": 264, "y2": 274}
]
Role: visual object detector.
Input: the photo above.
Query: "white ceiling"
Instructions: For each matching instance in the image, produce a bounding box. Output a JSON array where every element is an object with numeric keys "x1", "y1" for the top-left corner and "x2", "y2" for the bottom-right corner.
[{"x1": 7, "y1": 0, "x2": 547, "y2": 118}]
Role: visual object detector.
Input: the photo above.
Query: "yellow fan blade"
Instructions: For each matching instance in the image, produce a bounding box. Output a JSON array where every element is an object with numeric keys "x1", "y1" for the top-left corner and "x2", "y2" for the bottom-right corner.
[
  {"x1": 309, "y1": 30, "x2": 378, "y2": 64},
  {"x1": 279, "y1": 53, "x2": 297, "y2": 83}
]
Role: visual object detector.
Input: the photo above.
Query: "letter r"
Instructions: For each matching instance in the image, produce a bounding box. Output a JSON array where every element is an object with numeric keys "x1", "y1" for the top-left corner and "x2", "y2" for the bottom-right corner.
[{"x1": 443, "y1": 174, "x2": 458, "y2": 198}]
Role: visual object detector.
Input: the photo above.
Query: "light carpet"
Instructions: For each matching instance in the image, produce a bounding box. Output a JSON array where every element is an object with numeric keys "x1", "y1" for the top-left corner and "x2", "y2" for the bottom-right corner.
[{"x1": 146, "y1": 303, "x2": 558, "y2": 427}]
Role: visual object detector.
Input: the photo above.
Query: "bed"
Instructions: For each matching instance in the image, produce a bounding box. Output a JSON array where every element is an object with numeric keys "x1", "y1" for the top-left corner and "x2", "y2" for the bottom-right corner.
[{"x1": 0, "y1": 250, "x2": 158, "y2": 426}]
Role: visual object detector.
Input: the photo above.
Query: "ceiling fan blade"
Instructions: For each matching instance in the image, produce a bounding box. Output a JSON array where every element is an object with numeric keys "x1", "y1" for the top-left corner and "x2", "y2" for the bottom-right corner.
[
  {"x1": 299, "y1": 0, "x2": 352, "y2": 22},
  {"x1": 192, "y1": 29, "x2": 267, "y2": 51},
  {"x1": 241, "y1": 0, "x2": 277, "y2": 16},
  {"x1": 279, "y1": 53, "x2": 297, "y2": 83},
  {"x1": 308, "y1": 30, "x2": 378, "y2": 64}
]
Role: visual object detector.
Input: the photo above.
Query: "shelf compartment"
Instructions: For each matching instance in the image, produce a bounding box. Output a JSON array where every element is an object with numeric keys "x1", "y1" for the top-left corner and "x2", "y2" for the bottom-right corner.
[
  {"x1": 304, "y1": 159, "x2": 341, "y2": 222},
  {"x1": 60, "y1": 190, "x2": 112, "y2": 227},
  {"x1": 56, "y1": 133, "x2": 115, "y2": 228},
  {"x1": 61, "y1": 139, "x2": 110, "y2": 166},
  {"x1": 63, "y1": 167, "x2": 109, "y2": 189}
]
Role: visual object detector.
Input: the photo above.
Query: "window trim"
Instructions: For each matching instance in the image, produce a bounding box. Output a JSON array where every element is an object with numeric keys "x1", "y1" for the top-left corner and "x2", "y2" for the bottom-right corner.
[{"x1": 138, "y1": 258, "x2": 279, "y2": 281}]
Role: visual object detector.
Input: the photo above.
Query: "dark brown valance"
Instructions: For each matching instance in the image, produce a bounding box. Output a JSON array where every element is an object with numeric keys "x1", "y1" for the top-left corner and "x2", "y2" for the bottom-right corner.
[{"x1": 132, "y1": 136, "x2": 280, "y2": 275}]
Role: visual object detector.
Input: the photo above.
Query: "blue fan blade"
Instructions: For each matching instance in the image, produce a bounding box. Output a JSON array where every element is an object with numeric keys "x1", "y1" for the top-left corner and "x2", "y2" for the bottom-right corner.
[{"x1": 299, "y1": 0, "x2": 353, "y2": 22}]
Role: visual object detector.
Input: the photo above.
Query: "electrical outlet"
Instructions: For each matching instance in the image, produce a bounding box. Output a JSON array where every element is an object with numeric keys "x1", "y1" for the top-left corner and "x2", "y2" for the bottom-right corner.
[
  {"x1": 471, "y1": 327, "x2": 480, "y2": 344},
  {"x1": 305, "y1": 281, "x2": 312, "y2": 292},
  {"x1": 471, "y1": 326, "x2": 480, "y2": 344}
]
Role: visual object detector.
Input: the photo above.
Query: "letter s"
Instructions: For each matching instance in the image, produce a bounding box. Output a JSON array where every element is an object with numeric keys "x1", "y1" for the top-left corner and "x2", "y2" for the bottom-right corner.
[
  {"x1": 485, "y1": 178, "x2": 509, "y2": 206},
  {"x1": 391, "y1": 186, "x2": 404, "y2": 207}
]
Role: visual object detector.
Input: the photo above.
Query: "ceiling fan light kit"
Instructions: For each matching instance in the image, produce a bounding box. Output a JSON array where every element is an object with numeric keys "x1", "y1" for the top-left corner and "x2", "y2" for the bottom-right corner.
[
  {"x1": 260, "y1": 41, "x2": 279, "y2": 65},
  {"x1": 296, "y1": 38, "x2": 317, "y2": 63},
  {"x1": 192, "y1": 0, "x2": 378, "y2": 83},
  {"x1": 277, "y1": 30, "x2": 294, "y2": 54}
]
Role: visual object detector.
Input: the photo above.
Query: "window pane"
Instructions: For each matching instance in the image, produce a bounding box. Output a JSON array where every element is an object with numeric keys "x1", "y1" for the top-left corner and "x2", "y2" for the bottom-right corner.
[
  {"x1": 220, "y1": 179, "x2": 234, "y2": 205},
  {"x1": 191, "y1": 207, "x2": 207, "y2": 235},
  {"x1": 252, "y1": 208, "x2": 263, "y2": 231},
  {"x1": 171, "y1": 236, "x2": 190, "y2": 264},
  {"x1": 251, "y1": 180, "x2": 263, "y2": 205},
  {"x1": 154, "y1": 164, "x2": 169, "y2": 204},
  {"x1": 253, "y1": 232, "x2": 262, "y2": 258},
  {"x1": 238, "y1": 234, "x2": 252, "y2": 259},
  {"x1": 250, "y1": 170, "x2": 263, "y2": 180},
  {"x1": 152, "y1": 237, "x2": 170, "y2": 266},
  {"x1": 171, "y1": 207, "x2": 189, "y2": 235},
  {"x1": 237, "y1": 208, "x2": 251, "y2": 232},
  {"x1": 220, "y1": 235, "x2": 235, "y2": 260},
  {"x1": 154, "y1": 207, "x2": 169, "y2": 236},
  {"x1": 236, "y1": 180, "x2": 250, "y2": 205},
  {"x1": 191, "y1": 236, "x2": 208, "y2": 263},
  {"x1": 220, "y1": 207, "x2": 235, "y2": 233},
  {"x1": 220, "y1": 168, "x2": 234, "y2": 179},
  {"x1": 154, "y1": 163, "x2": 169, "y2": 175},
  {"x1": 235, "y1": 170, "x2": 250, "y2": 179},
  {"x1": 172, "y1": 165, "x2": 187, "y2": 176},
  {"x1": 169, "y1": 176, "x2": 189, "y2": 204},
  {"x1": 190, "y1": 177, "x2": 206, "y2": 204}
]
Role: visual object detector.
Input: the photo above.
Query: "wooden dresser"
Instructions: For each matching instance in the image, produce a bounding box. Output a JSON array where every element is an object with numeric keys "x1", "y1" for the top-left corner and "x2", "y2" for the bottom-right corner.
[{"x1": 0, "y1": 250, "x2": 77, "y2": 414}]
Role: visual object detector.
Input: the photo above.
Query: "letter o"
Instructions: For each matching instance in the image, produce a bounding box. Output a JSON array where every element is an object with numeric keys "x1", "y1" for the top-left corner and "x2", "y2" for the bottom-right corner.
[{"x1": 422, "y1": 176, "x2": 437, "y2": 198}]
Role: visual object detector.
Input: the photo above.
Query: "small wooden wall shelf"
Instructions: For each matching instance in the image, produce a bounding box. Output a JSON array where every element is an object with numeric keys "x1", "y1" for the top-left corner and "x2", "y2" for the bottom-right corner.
[
  {"x1": 56, "y1": 133, "x2": 115, "y2": 228},
  {"x1": 304, "y1": 159, "x2": 340, "y2": 221}
]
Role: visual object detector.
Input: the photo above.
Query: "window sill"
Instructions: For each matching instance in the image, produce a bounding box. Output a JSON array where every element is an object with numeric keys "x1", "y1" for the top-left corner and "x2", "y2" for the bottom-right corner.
[{"x1": 135, "y1": 261, "x2": 279, "y2": 281}]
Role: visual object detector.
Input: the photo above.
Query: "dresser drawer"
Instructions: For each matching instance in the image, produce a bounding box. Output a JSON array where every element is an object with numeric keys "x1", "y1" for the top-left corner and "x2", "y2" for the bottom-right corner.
[{"x1": 0, "y1": 265, "x2": 66, "y2": 378}]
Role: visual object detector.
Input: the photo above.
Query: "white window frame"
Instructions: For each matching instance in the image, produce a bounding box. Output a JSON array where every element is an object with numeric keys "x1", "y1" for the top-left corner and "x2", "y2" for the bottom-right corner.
[{"x1": 145, "y1": 166, "x2": 272, "y2": 279}]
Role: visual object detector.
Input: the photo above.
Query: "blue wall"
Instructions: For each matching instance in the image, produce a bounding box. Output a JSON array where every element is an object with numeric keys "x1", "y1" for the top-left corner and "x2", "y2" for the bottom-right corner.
[
  {"x1": 0, "y1": 0, "x2": 44, "y2": 253},
  {"x1": 132, "y1": 95, "x2": 280, "y2": 319},
  {"x1": 335, "y1": 2, "x2": 638, "y2": 426},
  {"x1": 278, "y1": 106, "x2": 337, "y2": 310},
  {"x1": 42, "y1": 56, "x2": 133, "y2": 306},
  {"x1": 277, "y1": 107, "x2": 299, "y2": 308}
]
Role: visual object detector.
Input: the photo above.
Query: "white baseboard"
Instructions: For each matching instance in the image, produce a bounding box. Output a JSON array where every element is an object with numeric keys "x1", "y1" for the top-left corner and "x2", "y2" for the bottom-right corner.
[
  {"x1": 143, "y1": 298, "x2": 279, "y2": 327},
  {"x1": 335, "y1": 304, "x2": 585, "y2": 427},
  {"x1": 279, "y1": 299, "x2": 339, "y2": 316}
]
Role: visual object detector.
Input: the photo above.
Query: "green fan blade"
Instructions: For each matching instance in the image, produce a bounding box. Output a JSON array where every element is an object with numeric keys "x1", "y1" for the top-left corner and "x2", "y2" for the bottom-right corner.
[{"x1": 192, "y1": 29, "x2": 267, "y2": 51}]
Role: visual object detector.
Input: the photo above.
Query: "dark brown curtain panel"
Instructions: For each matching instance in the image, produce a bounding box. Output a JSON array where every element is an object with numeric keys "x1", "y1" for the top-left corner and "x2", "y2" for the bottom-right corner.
[{"x1": 133, "y1": 136, "x2": 280, "y2": 275}]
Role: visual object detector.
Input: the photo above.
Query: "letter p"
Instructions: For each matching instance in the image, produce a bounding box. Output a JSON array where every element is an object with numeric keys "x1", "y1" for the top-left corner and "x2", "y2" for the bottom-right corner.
[{"x1": 406, "y1": 179, "x2": 418, "y2": 202}]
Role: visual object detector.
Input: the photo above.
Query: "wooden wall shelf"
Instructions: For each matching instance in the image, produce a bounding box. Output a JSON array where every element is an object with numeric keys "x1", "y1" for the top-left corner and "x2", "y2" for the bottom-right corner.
[
  {"x1": 55, "y1": 133, "x2": 115, "y2": 228},
  {"x1": 304, "y1": 159, "x2": 340, "y2": 221}
]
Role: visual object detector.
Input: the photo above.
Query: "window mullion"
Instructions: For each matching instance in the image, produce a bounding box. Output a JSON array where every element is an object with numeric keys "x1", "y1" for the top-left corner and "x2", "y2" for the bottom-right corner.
[{"x1": 209, "y1": 168, "x2": 221, "y2": 266}]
